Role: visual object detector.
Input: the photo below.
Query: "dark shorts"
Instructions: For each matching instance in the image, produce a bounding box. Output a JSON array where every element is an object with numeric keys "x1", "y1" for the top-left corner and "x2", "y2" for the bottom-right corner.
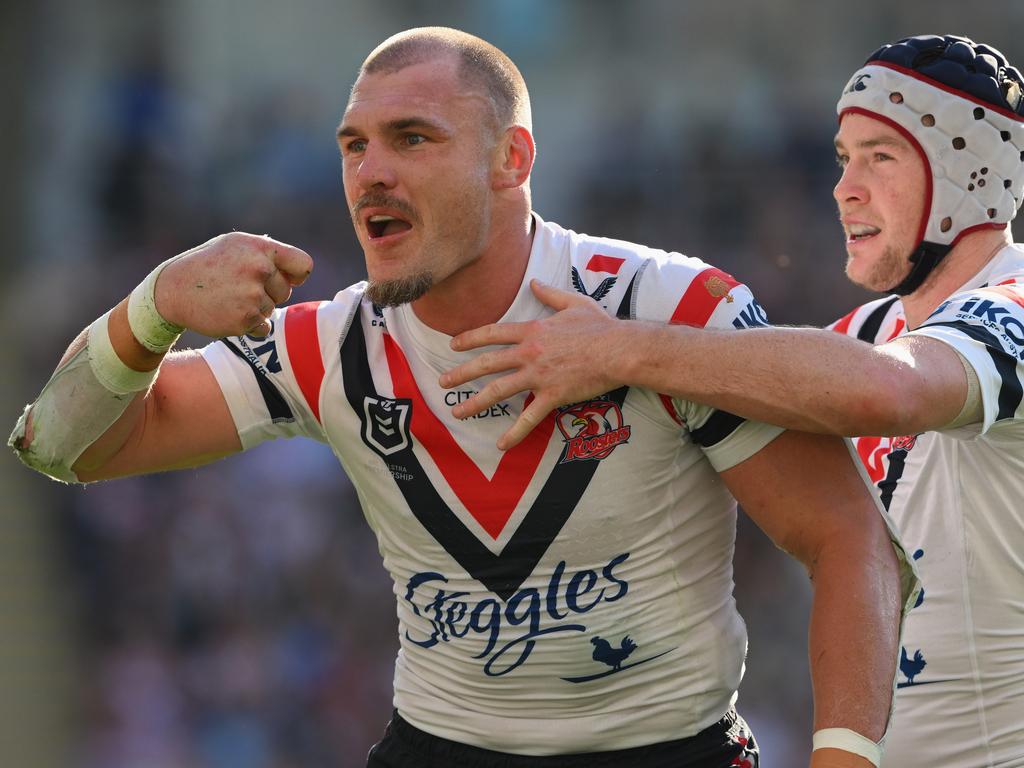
[{"x1": 366, "y1": 708, "x2": 759, "y2": 768}]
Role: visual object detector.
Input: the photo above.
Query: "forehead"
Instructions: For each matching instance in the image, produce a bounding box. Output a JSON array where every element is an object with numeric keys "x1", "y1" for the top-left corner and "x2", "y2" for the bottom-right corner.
[
  {"x1": 342, "y1": 56, "x2": 492, "y2": 129},
  {"x1": 834, "y1": 112, "x2": 913, "y2": 149}
]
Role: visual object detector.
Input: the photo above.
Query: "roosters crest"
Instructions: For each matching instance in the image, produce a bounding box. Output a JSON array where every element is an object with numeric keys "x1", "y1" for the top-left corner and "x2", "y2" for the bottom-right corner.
[
  {"x1": 704, "y1": 275, "x2": 734, "y2": 302},
  {"x1": 556, "y1": 399, "x2": 631, "y2": 463}
]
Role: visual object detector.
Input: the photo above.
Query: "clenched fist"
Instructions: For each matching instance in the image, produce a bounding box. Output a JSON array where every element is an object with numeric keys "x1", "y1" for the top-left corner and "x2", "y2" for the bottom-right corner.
[{"x1": 155, "y1": 233, "x2": 313, "y2": 338}]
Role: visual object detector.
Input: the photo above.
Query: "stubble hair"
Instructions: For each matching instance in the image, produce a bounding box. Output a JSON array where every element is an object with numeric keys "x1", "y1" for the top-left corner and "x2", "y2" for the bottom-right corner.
[{"x1": 366, "y1": 271, "x2": 435, "y2": 307}]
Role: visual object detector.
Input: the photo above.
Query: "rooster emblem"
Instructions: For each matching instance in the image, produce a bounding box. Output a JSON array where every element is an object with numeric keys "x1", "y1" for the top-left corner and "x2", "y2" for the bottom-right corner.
[
  {"x1": 900, "y1": 647, "x2": 927, "y2": 685},
  {"x1": 704, "y1": 274, "x2": 734, "y2": 302},
  {"x1": 556, "y1": 399, "x2": 631, "y2": 463},
  {"x1": 591, "y1": 635, "x2": 638, "y2": 671}
]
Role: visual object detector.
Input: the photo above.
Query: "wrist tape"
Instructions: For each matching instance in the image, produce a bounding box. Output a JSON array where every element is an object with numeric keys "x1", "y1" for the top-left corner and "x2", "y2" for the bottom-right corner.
[
  {"x1": 812, "y1": 728, "x2": 883, "y2": 766},
  {"x1": 127, "y1": 258, "x2": 184, "y2": 353}
]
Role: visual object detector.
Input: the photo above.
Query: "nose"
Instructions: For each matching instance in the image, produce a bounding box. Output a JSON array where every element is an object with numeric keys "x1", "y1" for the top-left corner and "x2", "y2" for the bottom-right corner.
[
  {"x1": 833, "y1": 160, "x2": 868, "y2": 207},
  {"x1": 353, "y1": 144, "x2": 398, "y2": 191}
]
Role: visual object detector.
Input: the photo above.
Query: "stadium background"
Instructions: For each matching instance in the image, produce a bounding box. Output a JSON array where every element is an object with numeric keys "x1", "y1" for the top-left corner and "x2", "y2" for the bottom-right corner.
[{"x1": 1, "y1": 2, "x2": 1021, "y2": 766}]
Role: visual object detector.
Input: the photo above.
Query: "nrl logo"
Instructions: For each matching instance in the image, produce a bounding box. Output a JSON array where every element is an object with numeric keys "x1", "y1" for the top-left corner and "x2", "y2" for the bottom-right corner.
[
  {"x1": 704, "y1": 274, "x2": 734, "y2": 302},
  {"x1": 361, "y1": 395, "x2": 412, "y2": 457},
  {"x1": 556, "y1": 399, "x2": 631, "y2": 463}
]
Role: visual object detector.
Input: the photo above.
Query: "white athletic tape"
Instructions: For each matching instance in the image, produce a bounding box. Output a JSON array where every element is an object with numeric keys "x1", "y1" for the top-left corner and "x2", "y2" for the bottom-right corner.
[
  {"x1": 127, "y1": 258, "x2": 184, "y2": 353},
  {"x1": 8, "y1": 341, "x2": 139, "y2": 485},
  {"x1": 87, "y1": 311, "x2": 160, "y2": 395},
  {"x1": 813, "y1": 728, "x2": 883, "y2": 766}
]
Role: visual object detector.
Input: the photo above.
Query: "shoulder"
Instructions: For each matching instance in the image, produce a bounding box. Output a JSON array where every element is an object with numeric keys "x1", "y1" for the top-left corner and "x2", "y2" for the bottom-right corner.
[
  {"x1": 918, "y1": 280, "x2": 1024, "y2": 357},
  {"x1": 558, "y1": 226, "x2": 764, "y2": 329},
  {"x1": 829, "y1": 296, "x2": 905, "y2": 342}
]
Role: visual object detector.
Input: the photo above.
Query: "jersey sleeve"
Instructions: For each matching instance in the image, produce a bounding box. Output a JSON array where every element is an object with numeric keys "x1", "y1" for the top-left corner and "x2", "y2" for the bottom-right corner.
[
  {"x1": 828, "y1": 296, "x2": 905, "y2": 343},
  {"x1": 201, "y1": 300, "x2": 334, "y2": 449},
  {"x1": 634, "y1": 255, "x2": 784, "y2": 472},
  {"x1": 910, "y1": 284, "x2": 1024, "y2": 435}
]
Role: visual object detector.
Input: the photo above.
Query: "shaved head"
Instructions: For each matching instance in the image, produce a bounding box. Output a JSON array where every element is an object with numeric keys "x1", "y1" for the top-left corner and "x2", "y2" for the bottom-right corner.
[{"x1": 359, "y1": 27, "x2": 532, "y2": 133}]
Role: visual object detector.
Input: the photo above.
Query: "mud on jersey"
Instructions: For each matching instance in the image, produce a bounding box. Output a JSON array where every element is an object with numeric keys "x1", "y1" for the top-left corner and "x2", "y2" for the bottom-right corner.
[
  {"x1": 830, "y1": 243, "x2": 1024, "y2": 768},
  {"x1": 202, "y1": 215, "x2": 784, "y2": 754}
]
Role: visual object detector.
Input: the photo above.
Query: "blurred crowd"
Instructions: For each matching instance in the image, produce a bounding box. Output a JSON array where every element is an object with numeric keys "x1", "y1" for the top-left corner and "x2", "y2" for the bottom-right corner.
[{"x1": 9, "y1": 3, "x2": 1020, "y2": 767}]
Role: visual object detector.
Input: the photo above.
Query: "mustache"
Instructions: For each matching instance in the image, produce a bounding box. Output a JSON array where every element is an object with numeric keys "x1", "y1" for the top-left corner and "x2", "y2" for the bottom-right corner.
[{"x1": 352, "y1": 193, "x2": 418, "y2": 223}]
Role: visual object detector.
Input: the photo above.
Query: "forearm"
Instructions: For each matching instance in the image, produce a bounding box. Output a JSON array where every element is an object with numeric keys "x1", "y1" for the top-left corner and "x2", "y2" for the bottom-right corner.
[
  {"x1": 608, "y1": 322, "x2": 919, "y2": 436},
  {"x1": 11, "y1": 282, "x2": 179, "y2": 482},
  {"x1": 806, "y1": 533, "x2": 901, "y2": 758}
]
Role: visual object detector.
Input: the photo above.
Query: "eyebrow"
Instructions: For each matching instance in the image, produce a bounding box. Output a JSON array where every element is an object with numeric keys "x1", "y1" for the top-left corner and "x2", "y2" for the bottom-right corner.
[
  {"x1": 336, "y1": 116, "x2": 449, "y2": 139},
  {"x1": 833, "y1": 134, "x2": 908, "y2": 151}
]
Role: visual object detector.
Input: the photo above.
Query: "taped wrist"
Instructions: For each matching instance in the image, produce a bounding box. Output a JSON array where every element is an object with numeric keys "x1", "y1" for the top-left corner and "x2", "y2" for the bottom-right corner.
[
  {"x1": 127, "y1": 257, "x2": 184, "y2": 353},
  {"x1": 812, "y1": 728, "x2": 883, "y2": 766}
]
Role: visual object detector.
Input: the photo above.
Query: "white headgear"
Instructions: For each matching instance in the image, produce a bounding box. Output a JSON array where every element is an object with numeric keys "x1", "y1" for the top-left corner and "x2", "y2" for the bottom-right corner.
[{"x1": 837, "y1": 35, "x2": 1024, "y2": 294}]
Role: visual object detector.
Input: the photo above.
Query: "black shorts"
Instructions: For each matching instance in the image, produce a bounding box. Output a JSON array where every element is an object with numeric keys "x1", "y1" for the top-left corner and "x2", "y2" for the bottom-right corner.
[{"x1": 366, "y1": 708, "x2": 759, "y2": 768}]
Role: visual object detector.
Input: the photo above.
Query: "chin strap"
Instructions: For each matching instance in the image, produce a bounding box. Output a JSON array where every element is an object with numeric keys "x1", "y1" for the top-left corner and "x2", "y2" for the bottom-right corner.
[{"x1": 887, "y1": 241, "x2": 952, "y2": 296}]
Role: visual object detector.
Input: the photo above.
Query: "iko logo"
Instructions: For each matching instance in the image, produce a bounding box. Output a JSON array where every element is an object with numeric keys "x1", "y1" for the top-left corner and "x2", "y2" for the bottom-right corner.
[
  {"x1": 731, "y1": 299, "x2": 770, "y2": 329},
  {"x1": 556, "y1": 399, "x2": 631, "y2": 463},
  {"x1": 933, "y1": 291, "x2": 1024, "y2": 357},
  {"x1": 361, "y1": 396, "x2": 412, "y2": 456},
  {"x1": 403, "y1": 554, "x2": 630, "y2": 677}
]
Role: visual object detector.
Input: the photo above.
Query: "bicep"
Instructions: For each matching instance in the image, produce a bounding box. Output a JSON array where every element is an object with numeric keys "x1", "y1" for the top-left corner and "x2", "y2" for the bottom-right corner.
[
  {"x1": 720, "y1": 430, "x2": 883, "y2": 565},
  {"x1": 877, "y1": 335, "x2": 969, "y2": 431},
  {"x1": 76, "y1": 351, "x2": 242, "y2": 481}
]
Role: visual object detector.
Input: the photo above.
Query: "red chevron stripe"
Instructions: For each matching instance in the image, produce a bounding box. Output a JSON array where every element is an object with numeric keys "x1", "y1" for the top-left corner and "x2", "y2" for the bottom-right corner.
[{"x1": 383, "y1": 334, "x2": 555, "y2": 539}]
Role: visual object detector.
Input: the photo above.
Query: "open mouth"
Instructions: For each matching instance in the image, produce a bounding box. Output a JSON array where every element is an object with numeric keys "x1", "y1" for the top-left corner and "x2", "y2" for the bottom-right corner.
[
  {"x1": 366, "y1": 214, "x2": 413, "y2": 240},
  {"x1": 847, "y1": 223, "x2": 881, "y2": 243}
]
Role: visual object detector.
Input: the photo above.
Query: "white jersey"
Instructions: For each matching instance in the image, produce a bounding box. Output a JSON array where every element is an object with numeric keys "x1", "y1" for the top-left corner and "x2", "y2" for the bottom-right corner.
[
  {"x1": 831, "y1": 243, "x2": 1024, "y2": 768},
  {"x1": 202, "y1": 215, "x2": 785, "y2": 754}
]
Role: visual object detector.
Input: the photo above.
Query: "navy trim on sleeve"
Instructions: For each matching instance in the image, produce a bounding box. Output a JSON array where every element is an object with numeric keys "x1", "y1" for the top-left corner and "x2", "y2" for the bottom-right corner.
[
  {"x1": 220, "y1": 339, "x2": 295, "y2": 422},
  {"x1": 690, "y1": 410, "x2": 746, "y2": 447},
  {"x1": 920, "y1": 320, "x2": 1023, "y2": 421}
]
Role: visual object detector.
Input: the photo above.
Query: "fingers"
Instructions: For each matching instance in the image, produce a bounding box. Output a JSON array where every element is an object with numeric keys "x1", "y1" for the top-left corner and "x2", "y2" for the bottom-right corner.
[
  {"x1": 450, "y1": 321, "x2": 528, "y2": 353},
  {"x1": 450, "y1": 371, "x2": 531, "y2": 420},
  {"x1": 497, "y1": 398, "x2": 550, "y2": 451},
  {"x1": 264, "y1": 268, "x2": 293, "y2": 305},
  {"x1": 262, "y1": 236, "x2": 314, "y2": 286},
  {"x1": 530, "y1": 278, "x2": 591, "y2": 310},
  {"x1": 441, "y1": 348, "x2": 520, "y2": 390},
  {"x1": 246, "y1": 317, "x2": 273, "y2": 338}
]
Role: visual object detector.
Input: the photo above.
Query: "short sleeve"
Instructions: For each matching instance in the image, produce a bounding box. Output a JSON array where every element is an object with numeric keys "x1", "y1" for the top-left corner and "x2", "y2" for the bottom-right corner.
[
  {"x1": 910, "y1": 284, "x2": 1024, "y2": 436},
  {"x1": 201, "y1": 302, "x2": 329, "y2": 449},
  {"x1": 634, "y1": 256, "x2": 784, "y2": 471}
]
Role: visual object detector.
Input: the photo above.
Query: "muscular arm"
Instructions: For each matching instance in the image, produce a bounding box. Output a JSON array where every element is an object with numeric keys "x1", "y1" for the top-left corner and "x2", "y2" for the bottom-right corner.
[
  {"x1": 722, "y1": 430, "x2": 903, "y2": 767},
  {"x1": 12, "y1": 233, "x2": 312, "y2": 482},
  {"x1": 441, "y1": 281, "x2": 968, "y2": 447}
]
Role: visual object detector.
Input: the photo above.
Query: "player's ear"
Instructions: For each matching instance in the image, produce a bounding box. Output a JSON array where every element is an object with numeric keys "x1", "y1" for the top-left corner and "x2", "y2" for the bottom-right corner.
[{"x1": 492, "y1": 125, "x2": 534, "y2": 190}]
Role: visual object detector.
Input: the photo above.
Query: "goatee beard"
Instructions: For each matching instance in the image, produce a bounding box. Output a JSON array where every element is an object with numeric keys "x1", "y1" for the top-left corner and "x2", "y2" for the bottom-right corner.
[{"x1": 366, "y1": 271, "x2": 434, "y2": 307}]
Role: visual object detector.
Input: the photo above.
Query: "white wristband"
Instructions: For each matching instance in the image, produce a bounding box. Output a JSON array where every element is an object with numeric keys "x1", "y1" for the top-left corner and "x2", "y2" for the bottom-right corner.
[
  {"x1": 127, "y1": 258, "x2": 184, "y2": 353},
  {"x1": 87, "y1": 311, "x2": 159, "y2": 395},
  {"x1": 812, "y1": 728, "x2": 883, "y2": 766}
]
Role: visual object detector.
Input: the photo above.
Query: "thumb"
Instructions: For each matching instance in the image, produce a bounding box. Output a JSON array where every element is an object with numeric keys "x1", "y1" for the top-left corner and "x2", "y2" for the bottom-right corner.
[{"x1": 530, "y1": 278, "x2": 585, "y2": 310}]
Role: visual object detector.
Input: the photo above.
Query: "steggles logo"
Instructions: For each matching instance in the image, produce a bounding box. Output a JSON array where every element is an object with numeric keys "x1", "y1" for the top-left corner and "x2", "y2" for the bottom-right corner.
[{"x1": 557, "y1": 399, "x2": 631, "y2": 463}]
